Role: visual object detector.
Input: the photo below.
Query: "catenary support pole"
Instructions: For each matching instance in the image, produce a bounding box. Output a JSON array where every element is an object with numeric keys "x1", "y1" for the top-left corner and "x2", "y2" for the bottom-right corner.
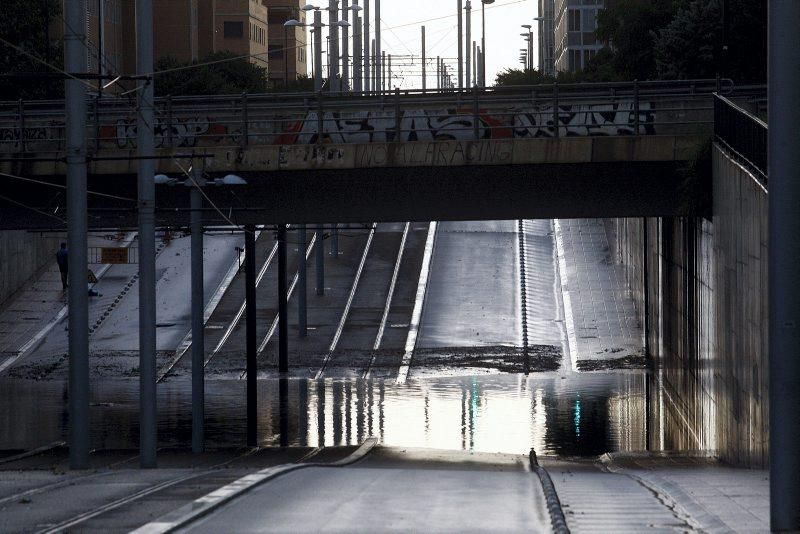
[
  {"x1": 769, "y1": 1, "x2": 800, "y2": 530},
  {"x1": 421, "y1": 26, "x2": 426, "y2": 92},
  {"x1": 277, "y1": 225, "x2": 289, "y2": 374},
  {"x1": 65, "y1": 0, "x2": 89, "y2": 470},
  {"x1": 436, "y1": 55, "x2": 441, "y2": 90},
  {"x1": 329, "y1": 0, "x2": 339, "y2": 91},
  {"x1": 481, "y1": 0, "x2": 486, "y2": 87},
  {"x1": 371, "y1": 39, "x2": 376, "y2": 93},
  {"x1": 354, "y1": 7, "x2": 362, "y2": 92},
  {"x1": 375, "y1": 0, "x2": 381, "y2": 95},
  {"x1": 190, "y1": 181, "x2": 204, "y2": 454},
  {"x1": 465, "y1": 0, "x2": 471, "y2": 88},
  {"x1": 364, "y1": 0, "x2": 370, "y2": 92},
  {"x1": 457, "y1": 0, "x2": 463, "y2": 90},
  {"x1": 136, "y1": 0, "x2": 157, "y2": 469},
  {"x1": 314, "y1": 10, "x2": 323, "y2": 91},
  {"x1": 342, "y1": 0, "x2": 350, "y2": 90},
  {"x1": 316, "y1": 225, "x2": 325, "y2": 296},
  {"x1": 388, "y1": 53, "x2": 392, "y2": 90},
  {"x1": 298, "y1": 226, "x2": 307, "y2": 337},
  {"x1": 245, "y1": 225, "x2": 257, "y2": 447}
]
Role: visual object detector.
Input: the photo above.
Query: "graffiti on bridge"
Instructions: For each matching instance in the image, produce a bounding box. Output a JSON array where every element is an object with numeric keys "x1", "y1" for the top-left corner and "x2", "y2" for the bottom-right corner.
[{"x1": 0, "y1": 101, "x2": 655, "y2": 152}]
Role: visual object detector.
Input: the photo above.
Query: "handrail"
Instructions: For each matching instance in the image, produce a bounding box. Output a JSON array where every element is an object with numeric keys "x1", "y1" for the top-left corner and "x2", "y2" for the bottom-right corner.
[{"x1": 713, "y1": 93, "x2": 768, "y2": 180}]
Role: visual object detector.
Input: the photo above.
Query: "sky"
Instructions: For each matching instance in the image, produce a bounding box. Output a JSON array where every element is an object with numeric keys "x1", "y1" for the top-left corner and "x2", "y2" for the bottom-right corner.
[{"x1": 305, "y1": 0, "x2": 540, "y2": 89}]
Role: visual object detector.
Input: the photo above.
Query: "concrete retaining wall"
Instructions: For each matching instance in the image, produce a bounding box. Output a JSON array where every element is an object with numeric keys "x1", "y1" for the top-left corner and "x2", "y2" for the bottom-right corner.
[
  {"x1": 0, "y1": 231, "x2": 64, "y2": 308},
  {"x1": 607, "y1": 144, "x2": 768, "y2": 467}
]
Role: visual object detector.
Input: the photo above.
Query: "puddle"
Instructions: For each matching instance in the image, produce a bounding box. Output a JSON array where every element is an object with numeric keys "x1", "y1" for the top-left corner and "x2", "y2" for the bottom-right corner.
[{"x1": 0, "y1": 372, "x2": 648, "y2": 457}]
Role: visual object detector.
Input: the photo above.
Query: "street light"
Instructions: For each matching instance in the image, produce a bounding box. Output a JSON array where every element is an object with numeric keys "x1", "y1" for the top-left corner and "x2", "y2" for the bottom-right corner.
[
  {"x1": 521, "y1": 25, "x2": 533, "y2": 70},
  {"x1": 153, "y1": 169, "x2": 246, "y2": 454},
  {"x1": 285, "y1": 12, "x2": 326, "y2": 91}
]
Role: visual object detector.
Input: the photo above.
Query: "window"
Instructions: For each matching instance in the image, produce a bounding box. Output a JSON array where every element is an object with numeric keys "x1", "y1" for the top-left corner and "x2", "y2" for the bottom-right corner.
[
  {"x1": 583, "y1": 9, "x2": 596, "y2": 31},
  {"x1": 568, "y1": 9, "x2": 581, "y2": 31},
  {"x1": 224, "y1": 21, "x2": 244, "y2": 39}
]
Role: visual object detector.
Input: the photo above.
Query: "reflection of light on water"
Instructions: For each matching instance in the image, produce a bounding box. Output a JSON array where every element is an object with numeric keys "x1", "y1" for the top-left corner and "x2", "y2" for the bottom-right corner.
[{"x1": 0, "y1": 372, "x2": 650, "y2": 457}]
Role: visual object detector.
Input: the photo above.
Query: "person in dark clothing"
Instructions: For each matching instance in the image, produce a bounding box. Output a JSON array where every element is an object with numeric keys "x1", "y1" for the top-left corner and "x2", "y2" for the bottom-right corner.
[{"x1": 56, "y1": 243, "x2": 68, "y2": 290}]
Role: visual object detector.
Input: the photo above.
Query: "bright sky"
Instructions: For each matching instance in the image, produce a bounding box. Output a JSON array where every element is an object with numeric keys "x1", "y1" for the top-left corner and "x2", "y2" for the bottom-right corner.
[{"x1": 307, "y1": 0, "x2": 540, "y2": 89}]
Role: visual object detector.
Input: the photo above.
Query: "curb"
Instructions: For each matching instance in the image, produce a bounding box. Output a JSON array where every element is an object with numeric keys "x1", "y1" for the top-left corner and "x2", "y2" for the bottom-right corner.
[{"x1": 131, "y1": 438, "x2": 379, "y2": 534}]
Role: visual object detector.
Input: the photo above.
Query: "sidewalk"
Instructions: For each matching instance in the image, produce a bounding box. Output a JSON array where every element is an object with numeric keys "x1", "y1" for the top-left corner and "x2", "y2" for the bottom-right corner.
[
  {"x1": 0, "y1": 233, "x2": 135, "y2": 370},
  {"x1": 554, "y1": 219, "x2": 644, "y2": 370},
  {"x1": 545, "y1": 454, "x2": 769, "y2": 533}
]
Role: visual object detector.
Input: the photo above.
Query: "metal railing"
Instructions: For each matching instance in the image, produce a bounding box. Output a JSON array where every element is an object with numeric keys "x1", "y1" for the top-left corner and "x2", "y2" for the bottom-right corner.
[
  {"x1": 0, "y1": 79, "x2": 761, "y2": 155},
  {"x1": 714, "y1": 93, "x2": 768, "y2": 180}
]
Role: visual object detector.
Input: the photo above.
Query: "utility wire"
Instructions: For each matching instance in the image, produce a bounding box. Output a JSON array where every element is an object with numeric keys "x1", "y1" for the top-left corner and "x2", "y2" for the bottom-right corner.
[{"x1": 0, "y1": 171, "x2": 136, "y2": 202}]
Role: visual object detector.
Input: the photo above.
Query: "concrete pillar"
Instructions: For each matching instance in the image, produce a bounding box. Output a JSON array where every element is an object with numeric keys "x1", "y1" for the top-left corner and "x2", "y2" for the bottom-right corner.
[{"x1": 769, "y1": 1, "x2": 800, "y2": 530}]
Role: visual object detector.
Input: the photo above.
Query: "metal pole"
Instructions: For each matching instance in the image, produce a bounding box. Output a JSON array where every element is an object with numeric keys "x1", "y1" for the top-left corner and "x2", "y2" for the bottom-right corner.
[
  {"x1": 98, "y1": 0, "x2": 104, "y2": 95},
  {"x1": 529, "y1": 31, "x2": 534, "y2": 71},
  {"x1": 375, "y1": 0, "x2": 381, "y2": 95},
  {"x1": 284, "y1": 27, "x2": 289, "y2": 89},
  {"x1": 472, "y1": 40, "x2": 477, "y2": 86},
  {"x1": 465, "y1": 0, "x2": 471, "y2": 88},
  {"x1": 457, "y1": 0, "x2": 463, "y2": 90},
  {"x1": 316, "y1": 225, "x2": 325, "y2": 296},
  {"x1": 769, "y1": 1, "x2": 800, "y2": 530},
  {"x1": 314, "y1": 10, "x2": 323, "y2": 91},
  {"x1": 332, "y1": 225, "x2": 339, "y2": 258},
  {"x1": 342, "y1": 0, "x2": 350, "y2": 90},
  {"x1": 364, "y1": 0, "x2": 370, "y2": 93},
  {"x1": 298, "y1": 226, "x2": 307, "y2": 337},
  {"x1": 245, "y1": 225, "x2": 257, "y2": 447},
  {"x1": 353, "y1": 5, "x2": 362, "y2": 92},
  {"x1": 388, "y1": 53, "x2": 392, "y2": 90},
  {"x1": 329, "y1": 0, "x2": 339, "y2": 91},
  {"x1": 136, "y1": 0, "x2": 157, "y2": 469},
  {"x1": 277, "y1": 225, "x2": 289, "y2": 374},
  {"x1": 436, "y1": 55, "x2": 441, "y2": 90},
  {"x1": 421, "y1": 26, "x2": 426, "y2": 92},
  {"x1": 371, "y1": 39, "x2": 376, "y2": 93},
  {"x1": 481, "y1": 0, "x2": 486, "y2": 87},
  {"x1": 65, "y1": 0, "x2": 89, "y2": 470},
  {"x1": 190, "y1": 182, "x2": 204, "y2": 454}
]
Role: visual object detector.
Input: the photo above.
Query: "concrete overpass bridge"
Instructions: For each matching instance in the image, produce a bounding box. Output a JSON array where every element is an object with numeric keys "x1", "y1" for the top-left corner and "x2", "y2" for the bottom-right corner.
[{"x1": 0, "y1": 79, "x2": 763, "y2": 229}]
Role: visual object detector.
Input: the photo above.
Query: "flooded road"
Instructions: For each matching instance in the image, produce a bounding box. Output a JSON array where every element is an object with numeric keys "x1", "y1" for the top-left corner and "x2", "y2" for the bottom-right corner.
[{"x1": 0, "y1": 372, "x2": 646, "y2": 457}]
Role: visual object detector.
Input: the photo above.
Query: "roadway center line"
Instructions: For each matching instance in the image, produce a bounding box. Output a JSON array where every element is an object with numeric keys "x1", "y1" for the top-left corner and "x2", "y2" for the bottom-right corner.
[
  {"x1": 364, "y1": 222, "x2": 410, "y2": 379},
  {"x1": 316, "y1": 223, "x2": 377, "y2": 379},
  {"x1": 396, "y1": 221, "x2": 438, "y2": 385}
]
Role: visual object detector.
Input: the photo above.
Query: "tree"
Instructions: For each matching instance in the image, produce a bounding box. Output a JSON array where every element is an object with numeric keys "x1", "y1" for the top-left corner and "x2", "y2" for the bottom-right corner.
[
  {"x1": 594, "y1": 0, "x2": 676, "y2": 80},
  {"x1": 154, "y1": 52, "x2": 270, "y2": 97},
  {"x1": 494, "y1": 68, "x2": 554, "y2": 86},
  {"x1": 0, "y1": 0, "x2": 64, "y2": 100},
  {"x1": 654, "y1": 0, "x2": 766, "y2": 82}
]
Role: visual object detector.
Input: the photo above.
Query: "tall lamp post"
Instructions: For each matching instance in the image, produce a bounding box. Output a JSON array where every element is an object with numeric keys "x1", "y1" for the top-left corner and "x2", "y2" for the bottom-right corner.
[{"x1": 521, "y1": 25, "x2": 532, "y2": 70}]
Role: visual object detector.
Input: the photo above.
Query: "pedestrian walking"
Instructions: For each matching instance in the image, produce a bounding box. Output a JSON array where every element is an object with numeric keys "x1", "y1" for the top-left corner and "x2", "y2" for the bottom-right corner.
[{"x1": 56, "y1": 243, "x2": 68, "y2": 290}]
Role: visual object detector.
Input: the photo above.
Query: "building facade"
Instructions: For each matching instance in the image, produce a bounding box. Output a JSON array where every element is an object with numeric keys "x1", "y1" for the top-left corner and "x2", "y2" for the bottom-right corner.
[
  {"x1": 538, "y1": 0, "x2": 555, "y2": 76},
  {"x1": 553, "y1": 0, "x2": 604, "y2": 73},
  {"x1": 263, "y1": 0, "x2": 308, "y2": 85}
]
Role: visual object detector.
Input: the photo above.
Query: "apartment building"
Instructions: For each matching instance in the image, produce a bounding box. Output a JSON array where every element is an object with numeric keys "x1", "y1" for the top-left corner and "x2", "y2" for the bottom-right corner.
[
  {"x1": 553, "y1": 0, "x2": 604, "y2": 73},
  {"x1": 538, "y1": 0, "x2": 555, "y2": 76},
  {"x1": 203, "y1": 0, "x2": 270, "y2": 69},
  {"x1": 263, "y1": 0, "x2": 308, "y2": 85}
]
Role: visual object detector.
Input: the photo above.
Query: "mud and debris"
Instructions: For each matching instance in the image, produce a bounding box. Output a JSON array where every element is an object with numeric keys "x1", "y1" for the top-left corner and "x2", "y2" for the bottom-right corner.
[{"x1": 576, "y1": 353, "x2": 648, "y2": 371}]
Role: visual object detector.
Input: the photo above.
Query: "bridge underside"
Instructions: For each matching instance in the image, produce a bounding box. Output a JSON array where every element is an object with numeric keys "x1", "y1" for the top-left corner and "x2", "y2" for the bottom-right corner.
[{"x1": 0, "y1": 160, "x2": 700, "y2": 230}]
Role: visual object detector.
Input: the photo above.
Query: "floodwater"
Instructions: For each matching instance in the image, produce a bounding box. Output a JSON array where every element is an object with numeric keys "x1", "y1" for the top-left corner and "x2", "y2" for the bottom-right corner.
[{"x1": 0, "y1": 372, "x2": 648, "y2": 457}]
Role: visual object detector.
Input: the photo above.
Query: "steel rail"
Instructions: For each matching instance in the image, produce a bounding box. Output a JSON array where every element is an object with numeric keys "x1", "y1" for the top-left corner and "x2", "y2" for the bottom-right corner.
[
  {"x1": 315, "y1": 223, "x2": 378, "y2": 379},
  {"x1": 241, "y1": 233, "x2": 317, "y2": 377},
  {"x1": 364, "y1": 221, "x2": 410, "y2": 379},
  {"x1": 34, "y1": 448, "x2": 261, "y2": 534}
]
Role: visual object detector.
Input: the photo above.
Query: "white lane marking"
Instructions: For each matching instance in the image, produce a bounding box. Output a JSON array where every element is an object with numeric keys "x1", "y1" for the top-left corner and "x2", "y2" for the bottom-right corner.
[
  {"x1": 396, "y1": 221, "x2": 438, "y2": 385},
  {"x1": 316, "y1": 224, "x2": 377, "y2": 379},
  {"x1": 1, "y1": 233, "x2": 137, "y2": 375},
  {"x1": 364, "y1": 222, "x2": 410, "y2": 379},
  {"x1": 245, "y1": 234, "x2": 317, "y2": 374},
  {"x1": 130, "y1": 438, "x2": 378, "y2": 534},
  {"x1": 158, "y1": 231, "x2": 259, "y2": 382},
  {"x1": 553, "y1": 219, "x2": 578, "y2": 372},
  {"x1": 205, "y1": 241, "x2": 279, "y2": 365}
]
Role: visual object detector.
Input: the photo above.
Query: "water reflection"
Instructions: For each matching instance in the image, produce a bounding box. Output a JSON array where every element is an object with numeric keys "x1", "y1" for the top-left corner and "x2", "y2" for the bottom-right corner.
[{"x1": 0, "y1": 372, "x2": 648, "y2": 457}]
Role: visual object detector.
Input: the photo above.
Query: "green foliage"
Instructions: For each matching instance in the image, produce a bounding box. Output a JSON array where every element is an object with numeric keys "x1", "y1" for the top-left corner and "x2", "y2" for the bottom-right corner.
[
  {"x1": 595, "y1": 0, "x2": 675, "y2": 80},
  {"x1": 154, "y1": 52, "x2": 270, "y2": 97},
  {"x1": 494, "y1": 68, "x2": 554, "y2": 86},
  {"x1": 654, "y1": 0, "x2": 766, "y2": 82},
  {"x1": 0, "y1": 0, "x2": 64, "y2": 100}
]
